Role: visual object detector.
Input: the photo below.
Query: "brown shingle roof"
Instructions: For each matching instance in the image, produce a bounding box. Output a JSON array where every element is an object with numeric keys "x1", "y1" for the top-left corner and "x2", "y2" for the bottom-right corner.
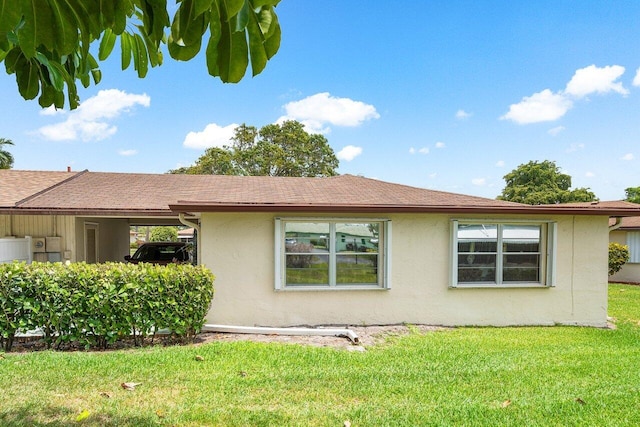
[
  {"x1": 10, "y1": 172, "x2": 521, "y2": 215},
  {"x1": 0, "y1": 169, "x2": 80, "y2": 207},
  {"x1": 5, "y1": 171, "x2": 640, "y2": 216},
  {"x1": 170, "y1": 173, "x2": 526, "y2": 212},
  {"x1": 610, "y1": 216, "x2": 640, "y2": 229}
]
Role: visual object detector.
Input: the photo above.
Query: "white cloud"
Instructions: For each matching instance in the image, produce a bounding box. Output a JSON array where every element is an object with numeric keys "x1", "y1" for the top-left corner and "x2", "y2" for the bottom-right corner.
[
  {"x1": 472, "y1": 178, "x2": 486, "y2": 186},
  {"x1": 500, "y1": 89, "x2": 573, "y2": 124},
  {"x1": 566, "y1": 143, "x2": 585, "y2": 153},
  {"x1": 621, "y1": 153, "x2": 635, "y2": 161},
  {"x1": 183, "y1": 123, "x2": 238, "y2": 149},
  {"x1": 634, "y1": 67, "x2": 640, "y2": 87},
  {"x1": 496, "y1": 160, "x2": 505, "y2": 167},
  {"x1": 435, "y1": 141, "x2": 445, "y2": 148},
  {"x1": 36, "y1": 89, "x2": 150, "y2": 141},
  {"x1": 277, "y1": 92, "x2": 379, "y2": 134},
  {"x1": 564, "y1": 65, "x2": 628, "y2": 98},
  {"x1": 429, "y1": 172, "x2": 437, "y2": 178},
  {"x1": 548, "y1": 126, "x2": 565, "y2": 136},
  {"x1": 40, "y1": 106, "x2": 65, "y2": 116},
  {"x1": 455, "y1": 109, "x2": 472, "y2": 120},
  {"x1": 409, "y1": 147, "x2": 429, "y2": 155},
  {"x1": 336, "y1": 145, "x2": 363, "y2": 162},
  {"x1": 585, "y1": 171, "x2": 595, "y2": 177},
  {"x1": 118, "y1": 149, "x2": 138, "y2": 156},
  {"x1": 502, "y1": 64, "x2": 629, "y2": 126}
]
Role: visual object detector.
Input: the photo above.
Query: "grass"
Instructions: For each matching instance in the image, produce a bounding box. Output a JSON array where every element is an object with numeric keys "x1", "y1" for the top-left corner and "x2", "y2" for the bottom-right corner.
[
  {"x1": 1, "y1": 285, "x2": 640, "y2": 426},
  {"x1": 287, "y1": 261, "x2": 378, "y2": 285}
]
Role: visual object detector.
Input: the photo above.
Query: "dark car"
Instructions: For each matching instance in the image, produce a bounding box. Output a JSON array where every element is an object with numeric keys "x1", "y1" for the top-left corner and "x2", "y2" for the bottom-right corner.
[{"x1": 124, "y1": 242, "x2": 192, "y2": 265}]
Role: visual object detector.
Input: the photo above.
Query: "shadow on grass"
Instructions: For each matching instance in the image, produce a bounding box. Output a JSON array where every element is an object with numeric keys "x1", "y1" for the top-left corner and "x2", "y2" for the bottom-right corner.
[{"x1": 0, "y1": 405, "x2": 162, "y2": 427}]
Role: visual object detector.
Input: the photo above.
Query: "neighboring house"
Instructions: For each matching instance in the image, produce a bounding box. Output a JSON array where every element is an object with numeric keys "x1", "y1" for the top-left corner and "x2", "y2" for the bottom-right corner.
[
  {"x1": 609, "y1": 216, "x2": 640, "y2": 283},
  {"x1": 3, "y1": 169, "x2": 640, "y2": 328},
  {"x1": 177, "y1": 227, "x2": 195, "y2": 243}
]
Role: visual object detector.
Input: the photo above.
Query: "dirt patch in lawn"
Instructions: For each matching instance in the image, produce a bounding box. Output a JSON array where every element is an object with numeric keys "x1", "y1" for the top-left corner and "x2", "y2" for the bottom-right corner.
[
  {"x1": 7, "y1": 325, "x2": 445, "y2": 353},
  {"x1": 194, "y1": 325, "x2": 446, "y2": 351}
]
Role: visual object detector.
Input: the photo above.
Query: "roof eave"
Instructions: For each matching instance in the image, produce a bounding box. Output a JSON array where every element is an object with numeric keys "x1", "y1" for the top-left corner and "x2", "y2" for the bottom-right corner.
[
  {"x1": 169, "y1": 203, "x2": 640, "y2": 216},
  {"x1": 0, "y1": 208, "x2": 175, "y2": 216}
]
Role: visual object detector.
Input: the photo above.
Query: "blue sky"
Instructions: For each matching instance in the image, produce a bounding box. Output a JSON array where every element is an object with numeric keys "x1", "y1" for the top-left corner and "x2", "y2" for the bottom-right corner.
[{"x1": 2, "y1": 1, "x2": 640, "y2": 200}]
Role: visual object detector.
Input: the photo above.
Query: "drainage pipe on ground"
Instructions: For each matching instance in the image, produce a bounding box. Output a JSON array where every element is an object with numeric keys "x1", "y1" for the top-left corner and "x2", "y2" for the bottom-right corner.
[{"x1": 202, "y1": 324, "x2": 359, "y2": 344}]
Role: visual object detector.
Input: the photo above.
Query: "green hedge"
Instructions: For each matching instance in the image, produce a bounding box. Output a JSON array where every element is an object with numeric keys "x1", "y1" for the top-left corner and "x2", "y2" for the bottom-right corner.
[{"x1": 0, "y1": 262, "x2": 214, "y2": 352}]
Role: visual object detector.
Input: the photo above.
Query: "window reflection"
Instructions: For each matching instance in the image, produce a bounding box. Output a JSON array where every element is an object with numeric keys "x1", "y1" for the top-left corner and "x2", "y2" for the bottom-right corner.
[
  {"x1": 283, "y1": 221, "x2": 382, "y2": 287},
  {"x1": 456, "y1": 223, "x2": 542, "y2": 284}
]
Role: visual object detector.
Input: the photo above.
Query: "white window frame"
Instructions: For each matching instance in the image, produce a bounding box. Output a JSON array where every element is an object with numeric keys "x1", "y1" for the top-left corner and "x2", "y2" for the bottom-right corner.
[
  {"x1": 626, "y1": 231, "x2": 640, "y2": 263},
  {"x1": 450, "y1": 219, "x2": 556, "y2": 288},
  {"x1": 275, "y1": 218, "x2": 391, "y2": 291}
]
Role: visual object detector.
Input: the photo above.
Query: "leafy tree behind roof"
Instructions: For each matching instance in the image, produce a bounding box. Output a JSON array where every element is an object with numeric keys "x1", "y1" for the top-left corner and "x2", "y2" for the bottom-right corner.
[
  {"x1": 624, "y1": 187, "x2": 640, "y2": 204},
  {"x1": 0, "y1": 0, "x2": 281, "y2": 110},
  {"x1": 170, "y1": 120, "x2": 339, "y2": 177},
  {"x1": 0, "y1": 138, "x2": 14, "y2": 169},
  {"x1": 150, "y1": 226, "x2": 178, "y2": 242},
  {"x1": 497, "y1": 160, "x2": 597, "y2": 204}
]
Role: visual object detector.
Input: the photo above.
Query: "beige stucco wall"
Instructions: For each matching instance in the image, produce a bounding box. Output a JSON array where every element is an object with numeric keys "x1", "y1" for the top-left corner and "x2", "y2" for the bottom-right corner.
[
  {"x1": 609, "y1": 229, "x2": 640, "y2": 283},
  {"x1": 75, "y1": 217, "x2": 131, "y2": 263},
  {"x1": 200, "y1": 212, "x2": 610, "y2": 327}
]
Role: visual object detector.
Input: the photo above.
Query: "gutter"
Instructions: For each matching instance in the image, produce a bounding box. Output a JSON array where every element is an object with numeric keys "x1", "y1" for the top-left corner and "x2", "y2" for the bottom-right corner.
[
  {"x1": 609, "y1": 217, "x2": 623, "y2": 232},
  {"x1": 178, "y1": 212, "x2": 201, "y2": 265},
  {"x1": 178, "y1": 212, "x2": 200, "y2": 234},
  {"x1": 202, "y1": 324, "x2": 360, "y2": 344},
  {"x1": 169, "y1": 202, "x2": 640, "y2": 217}
]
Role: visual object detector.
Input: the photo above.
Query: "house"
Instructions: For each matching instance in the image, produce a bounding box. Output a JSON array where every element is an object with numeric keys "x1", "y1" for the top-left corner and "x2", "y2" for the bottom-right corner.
[
  {"x1": 609, "y1": 216, "x2": 640, "y2": 284},
  {"x1": 3, "y1": 169, "x2": 640, "y2": 328},
  {"x1": 177, "y1": 227, "x2": 195, "y2": 243}
]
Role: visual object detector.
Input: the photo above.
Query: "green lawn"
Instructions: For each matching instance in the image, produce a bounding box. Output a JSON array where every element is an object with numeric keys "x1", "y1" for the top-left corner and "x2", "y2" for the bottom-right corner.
[{"x1": 1, "y1": 284, "x2": 639, "y2": 426}]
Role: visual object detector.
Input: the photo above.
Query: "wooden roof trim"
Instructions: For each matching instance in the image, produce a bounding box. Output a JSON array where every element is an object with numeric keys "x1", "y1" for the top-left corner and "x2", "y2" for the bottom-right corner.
[
  {"x1": 0, "y1": 207, "x2": 175, "y2": 216},
  {"x1": 169, "y1": 201, "x2": 640, "y2": 216}
]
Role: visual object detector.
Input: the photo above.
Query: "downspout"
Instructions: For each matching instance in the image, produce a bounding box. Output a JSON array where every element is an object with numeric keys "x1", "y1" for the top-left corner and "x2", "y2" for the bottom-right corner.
[
  {"x1": 178, "y1": 213, "x2": 201, "y2": 264},
  {"x1": 609, "y1": 217, "x2": 623, "y2": 232},
  {"x1": 202, "y1": 324, "x2": 360, "y2": 344}
]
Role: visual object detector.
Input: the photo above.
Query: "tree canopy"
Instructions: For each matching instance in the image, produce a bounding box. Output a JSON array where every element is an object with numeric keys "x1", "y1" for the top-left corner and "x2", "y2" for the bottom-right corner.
[
  {"x1": 497, "y1": 160, "x2": 597, "y2": 205},
  {"x1": 624, "y1": 187, "x2": 640, "y2": 204},
  {"x1": 0, "y1": 138, "x2": 14, "y2": 169},
  {"x1": 0, "y1": 0, "x2": 281, "y2": 110},
  {"x1": 171, "y1": 120, "x2": 339, "y2": 177},
  {"x1": 150, "y1": 226, "x2": 178, "y2": 242}
]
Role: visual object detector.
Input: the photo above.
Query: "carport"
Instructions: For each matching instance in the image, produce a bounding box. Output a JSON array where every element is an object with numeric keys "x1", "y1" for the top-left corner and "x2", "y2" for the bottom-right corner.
[{"x1": 0, "y1": 170, "x2": 201, "y2": 264}]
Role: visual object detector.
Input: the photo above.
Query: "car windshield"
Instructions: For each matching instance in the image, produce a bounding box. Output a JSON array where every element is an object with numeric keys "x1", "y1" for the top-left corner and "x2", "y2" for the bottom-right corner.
[{"x1": 132, "y1": 244, "x2": 188, "y2": 262}]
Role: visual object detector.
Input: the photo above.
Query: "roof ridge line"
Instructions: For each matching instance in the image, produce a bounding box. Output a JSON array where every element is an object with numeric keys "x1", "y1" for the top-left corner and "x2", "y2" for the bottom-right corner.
[{"x1": 14, "y1": 169, "x2": 89, "y2": 207}]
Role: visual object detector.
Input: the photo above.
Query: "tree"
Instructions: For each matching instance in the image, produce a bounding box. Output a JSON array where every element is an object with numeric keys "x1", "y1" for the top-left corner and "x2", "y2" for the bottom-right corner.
[
  {"x1": 0, "y1": 1, "x2": 281, "y2": 110},
  {"x1": 150, "y1": 226, "x2": 178, "y2": 242},
  {"x1": 171, "y1": 120, "x2": 340, "y2": 177},
  {"x1": 497, "y1": 160, "x2": 597, "y2": 204},
  {"x1": 0, "y1": 138, "x2": 14, "y2": 169},
  {"x1": 624, "y1": 187, "x2": 640, "y2": 204}
]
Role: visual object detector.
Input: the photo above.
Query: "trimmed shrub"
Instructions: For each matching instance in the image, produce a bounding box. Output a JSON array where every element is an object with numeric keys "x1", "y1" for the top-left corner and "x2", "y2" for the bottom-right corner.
[
  {"x1": 0, "y1": 262, "x2": 38, "y2": 352},
  {"x1": 609, "y1": 243, "x2": 630, "y2": 276},
  {"x1": 0, "y1": 262, "x2": 214, "y2": 352}
]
